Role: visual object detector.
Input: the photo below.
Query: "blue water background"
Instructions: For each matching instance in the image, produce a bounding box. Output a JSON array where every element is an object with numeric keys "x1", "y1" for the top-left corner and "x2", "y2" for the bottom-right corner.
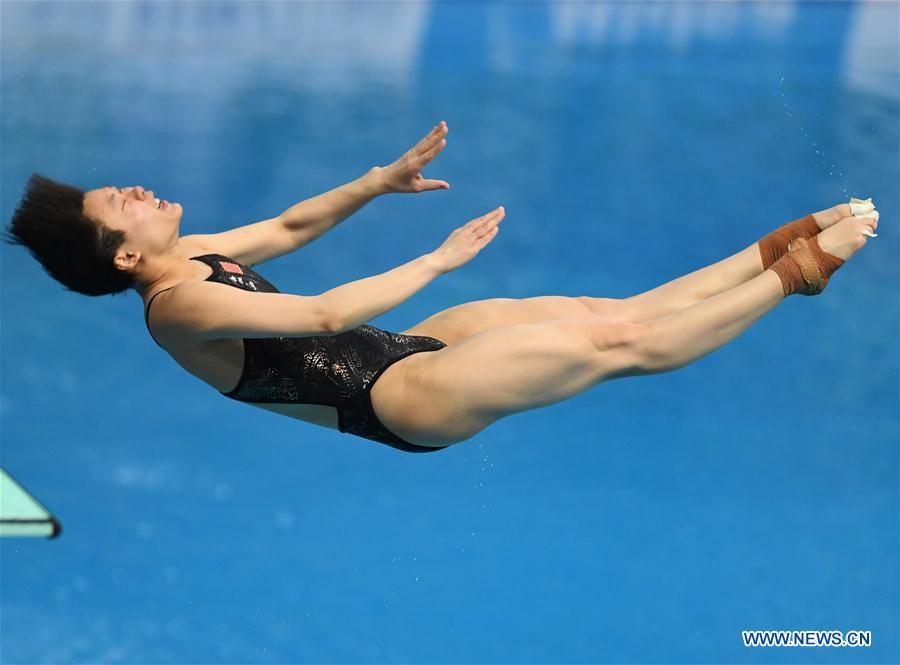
[{"x1": 1, "y1": 1, "x2": 898, "y2": 663}]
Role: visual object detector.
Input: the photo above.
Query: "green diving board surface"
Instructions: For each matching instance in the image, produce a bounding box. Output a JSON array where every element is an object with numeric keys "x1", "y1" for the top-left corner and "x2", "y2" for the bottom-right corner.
[{"x1": 0, "y1": 467, "x2": 61, "y2": 538}]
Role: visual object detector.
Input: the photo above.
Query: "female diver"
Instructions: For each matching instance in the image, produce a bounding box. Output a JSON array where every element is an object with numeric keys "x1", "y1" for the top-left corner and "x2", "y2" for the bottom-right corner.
[{"x1": 4, "y1": 121, "x2": 880, "y2": 453}]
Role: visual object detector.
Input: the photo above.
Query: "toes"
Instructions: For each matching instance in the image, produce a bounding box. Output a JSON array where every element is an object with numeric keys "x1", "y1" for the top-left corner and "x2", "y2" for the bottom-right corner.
[
  {"x1": 860, "y1": 211, "x2": 879, "y2": 232},
  {"x1": 852, "y1": 198, "x2": 878, "y2": 231},
  {"x1": 813, "y1": 204, "x2": 850, "y2": 229}
]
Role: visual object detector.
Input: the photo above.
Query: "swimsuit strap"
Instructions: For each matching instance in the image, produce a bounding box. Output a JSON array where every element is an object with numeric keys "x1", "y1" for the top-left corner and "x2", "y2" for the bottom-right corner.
[{"x1": 144, "y1": 286, "x2": 177, "y2": 347}]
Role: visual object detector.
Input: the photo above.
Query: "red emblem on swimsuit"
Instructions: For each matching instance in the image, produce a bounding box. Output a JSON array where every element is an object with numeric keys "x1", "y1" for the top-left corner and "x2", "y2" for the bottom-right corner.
[{"x1": 219, "y1": 261, "x2": 243, "y2": 274}]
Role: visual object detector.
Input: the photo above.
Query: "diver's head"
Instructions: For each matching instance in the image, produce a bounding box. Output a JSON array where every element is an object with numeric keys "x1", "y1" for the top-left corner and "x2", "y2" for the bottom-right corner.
[
  {"x1": 82, "y1": 182, "x2": 183, "y2": 282},
  {"x1": 3, "y1": 173, "x2": 182, "y2": 296}
]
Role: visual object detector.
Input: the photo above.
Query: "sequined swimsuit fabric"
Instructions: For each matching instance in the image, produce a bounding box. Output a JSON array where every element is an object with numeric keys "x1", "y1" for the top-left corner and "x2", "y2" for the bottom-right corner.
[{"x1": 144, "y1": 254, "x2": 449, "y2": 453}]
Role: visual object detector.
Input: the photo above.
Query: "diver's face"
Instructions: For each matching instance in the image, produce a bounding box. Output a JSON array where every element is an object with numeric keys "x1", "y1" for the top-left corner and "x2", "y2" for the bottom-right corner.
[{"x1": 83, "y1": 185, "x2": 182, "y2": 256}]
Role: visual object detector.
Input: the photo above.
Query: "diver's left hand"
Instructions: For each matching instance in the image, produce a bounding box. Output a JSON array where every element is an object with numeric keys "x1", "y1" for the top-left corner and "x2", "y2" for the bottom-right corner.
[{"x1": 377, "y1": 121, "x2": 450, "y2": 194}]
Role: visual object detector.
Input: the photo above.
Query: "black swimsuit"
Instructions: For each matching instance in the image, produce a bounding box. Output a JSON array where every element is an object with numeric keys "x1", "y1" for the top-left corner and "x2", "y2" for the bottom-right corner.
[{"x1": 144, "y1": 254, "x2": 449, "y2": 454}]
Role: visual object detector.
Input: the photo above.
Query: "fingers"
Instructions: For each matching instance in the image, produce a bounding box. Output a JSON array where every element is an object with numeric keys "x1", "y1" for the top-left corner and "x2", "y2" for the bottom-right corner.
[
  {"x1": 400, "y1": 122, "x2": 448, "y2": 187},
  {"x1": 478, "y1": 215, "x2": 502, "y2": 247},
  {"x1": 413, "y1": 124, "x2": 443, "y2": 154},
  {"x1": 413, "y1": 121, "x2": 448, "y2": 158},
  {"x1": 470, "y1": 206, "x2": 505, "y2": 233},
  {"x1": 419, "y1": 137, "x2": 447, "y2": 163},
  {"x1": 420, "y1": 179, "x2": 450, "y2": 190}
]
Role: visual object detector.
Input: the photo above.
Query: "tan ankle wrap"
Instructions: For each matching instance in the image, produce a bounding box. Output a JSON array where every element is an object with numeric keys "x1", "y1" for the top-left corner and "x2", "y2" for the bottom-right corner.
[
  {"x1": 758, "y1": 214, "x2": 821, "y2": 269},
  {"x1": 767, "y1": 236, "x2": 845, "y2": 296}
]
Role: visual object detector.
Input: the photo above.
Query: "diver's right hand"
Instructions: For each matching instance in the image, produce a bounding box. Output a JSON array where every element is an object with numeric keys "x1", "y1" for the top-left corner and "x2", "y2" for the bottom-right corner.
[{"x1": 430, "y1": 206, "x2": 505, "y2": 274}]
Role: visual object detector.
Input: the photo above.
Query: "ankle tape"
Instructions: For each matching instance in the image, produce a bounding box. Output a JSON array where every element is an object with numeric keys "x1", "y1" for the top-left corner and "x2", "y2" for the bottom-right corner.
[
  {"x1": 767, "y1": 235, "x2": 845, "y2": 296},
  {"x1": 758, "y1": 214, "x2": 821, "y2": 269},
  {"x1": 807, "y1": 234, "x2": 846, "y2": 279}
]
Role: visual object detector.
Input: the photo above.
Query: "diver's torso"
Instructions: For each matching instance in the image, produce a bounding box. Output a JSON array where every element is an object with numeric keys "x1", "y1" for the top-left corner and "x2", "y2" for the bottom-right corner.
[
  {"x1": 151, "y1": 327, "x2": 348, "y2": 431},
  {"x1": 142, "y1": 254, "x2": 345, "y2": 431},
  {"x1": 142, "y1": 250, "x2": 442, "y2": 436}
]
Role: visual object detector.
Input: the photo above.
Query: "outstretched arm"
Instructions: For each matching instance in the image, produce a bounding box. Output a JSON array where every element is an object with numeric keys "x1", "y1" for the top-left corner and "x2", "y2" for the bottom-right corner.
[
  {"x1": 279, "y1": 121, "x2": 450, "y2": 244},
  {"x1": 182, "y1": 169, "x2": 387, "y2": 268},
  {"x1": 185, "y1": 122, "x2": 451, "y2": 267},
  {"x1": 277, "y1": 167, "x2": 387, "y2": 247},
  {"x1": 324, "y1": 205, "x2": 504, "y2": 332}
]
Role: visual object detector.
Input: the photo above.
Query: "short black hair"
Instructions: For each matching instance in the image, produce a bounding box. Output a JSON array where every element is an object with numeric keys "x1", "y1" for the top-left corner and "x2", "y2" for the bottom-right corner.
[{"x1": 2, "y1": 173, "x2": 135, "y2": 296}]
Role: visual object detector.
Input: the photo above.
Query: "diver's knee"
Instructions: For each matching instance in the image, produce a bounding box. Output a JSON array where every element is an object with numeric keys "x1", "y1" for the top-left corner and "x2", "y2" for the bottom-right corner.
[
  {"x1": 583, "y1": 319, "x2": 657, "y2": 377},
  {"x1": 629, "y1": 321, "x2": 683, "y2": 375}
]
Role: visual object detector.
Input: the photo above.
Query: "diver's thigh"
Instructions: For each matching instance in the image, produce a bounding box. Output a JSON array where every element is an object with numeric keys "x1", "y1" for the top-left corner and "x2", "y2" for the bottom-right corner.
[
  {"x1": 382, "y1": 318, "x2": 635, "y2": 446},
  {"x1": 399, "y1": 295, "x2": 613, "y2": 345}
]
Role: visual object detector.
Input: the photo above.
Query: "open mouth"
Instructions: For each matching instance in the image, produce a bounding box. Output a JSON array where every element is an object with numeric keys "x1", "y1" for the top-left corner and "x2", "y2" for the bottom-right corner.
[{"x1": 154, "y1": 198, "x2": 168, "y2": 210}]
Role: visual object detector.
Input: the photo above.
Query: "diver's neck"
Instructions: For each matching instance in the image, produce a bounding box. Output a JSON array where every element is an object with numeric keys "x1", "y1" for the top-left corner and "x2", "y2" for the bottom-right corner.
[{"x1": 137, "y1": 246, "x2": 201, "y2": 299}]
